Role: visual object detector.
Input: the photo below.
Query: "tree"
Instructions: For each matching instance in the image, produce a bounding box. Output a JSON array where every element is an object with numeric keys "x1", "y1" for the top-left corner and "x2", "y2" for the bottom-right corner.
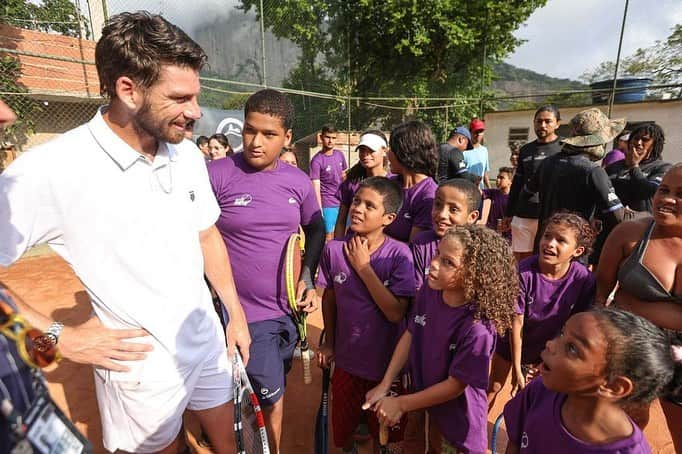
[
  {"x1": 238, "y1": 0, "x2": 547, "y2": 139},
  {"x1": 0, "y1": 56, "x2": 41, "y2": 143},
  {"x1": 581, "y1": 25, "x2": 681, "y2": 97},
  {"x1": 1, "y1": 0, "x2": 89, "y2": 38}
]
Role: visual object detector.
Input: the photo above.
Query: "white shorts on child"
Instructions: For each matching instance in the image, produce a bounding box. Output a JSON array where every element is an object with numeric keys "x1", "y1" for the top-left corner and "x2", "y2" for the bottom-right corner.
[{"x1": 94, "y1": 350, "x2": 231, "y2": 453}]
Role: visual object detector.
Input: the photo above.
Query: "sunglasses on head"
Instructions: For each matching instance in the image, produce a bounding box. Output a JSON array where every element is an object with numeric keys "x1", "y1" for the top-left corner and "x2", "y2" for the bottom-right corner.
[{"x1": 0, "y1": 301, "x2": 60, "y2": 369}]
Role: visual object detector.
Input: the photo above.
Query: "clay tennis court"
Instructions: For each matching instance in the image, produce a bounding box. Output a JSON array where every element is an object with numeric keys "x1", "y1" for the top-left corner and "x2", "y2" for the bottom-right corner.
[{"x1": 0, "y1": 252, "x2": 675, "y2": 453}]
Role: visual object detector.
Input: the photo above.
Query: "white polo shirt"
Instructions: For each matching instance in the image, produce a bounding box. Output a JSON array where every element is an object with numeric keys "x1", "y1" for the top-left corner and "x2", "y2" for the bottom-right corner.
[{"x1": 0, "y1": 108, "x2": 224, "y2": 382}]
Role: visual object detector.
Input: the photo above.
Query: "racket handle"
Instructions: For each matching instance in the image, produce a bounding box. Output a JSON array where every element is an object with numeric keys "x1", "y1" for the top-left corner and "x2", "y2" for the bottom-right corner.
[
  {"x1": 379, "y1": 423, "x2": 389, "y2": 446},
  {"x1": 302, "y1": 348, "x2": 312, "y2": 384}
]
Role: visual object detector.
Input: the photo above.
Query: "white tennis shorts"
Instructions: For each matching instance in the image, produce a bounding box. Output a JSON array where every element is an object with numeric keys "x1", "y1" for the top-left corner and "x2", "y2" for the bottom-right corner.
[
  {"x1": 94, "y1": 350, "x2": 232, "y2": 453},
  {"x1": 510, "y1": 216, "x2": 539, "y2": 253}
]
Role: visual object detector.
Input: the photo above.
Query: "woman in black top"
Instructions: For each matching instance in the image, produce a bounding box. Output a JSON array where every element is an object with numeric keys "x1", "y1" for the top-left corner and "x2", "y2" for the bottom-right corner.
[{"x1": 605, "y1": 123, "x2": 671, "y2": 216}]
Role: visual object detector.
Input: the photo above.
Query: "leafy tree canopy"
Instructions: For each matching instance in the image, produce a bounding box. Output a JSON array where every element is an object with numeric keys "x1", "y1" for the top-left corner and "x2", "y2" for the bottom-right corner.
[
  {"x1": 238, "y1": 0, "x2": 546, "y2": 140},
  {"x1": 1, "y1": 0, "x2": 89, "y2": 38}
]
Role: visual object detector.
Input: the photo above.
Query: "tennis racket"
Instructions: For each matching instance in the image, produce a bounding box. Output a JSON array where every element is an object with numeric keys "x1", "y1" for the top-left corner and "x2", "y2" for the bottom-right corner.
[
  {"x1": 314, "y1": 331, "x2": 330, "y2": 454},
  {"x1": 233, "y1": 349, "x2": 270, "y2": 454},
  {"x1": 285, "y1": 232, "x2": 312, "y2": 384}
]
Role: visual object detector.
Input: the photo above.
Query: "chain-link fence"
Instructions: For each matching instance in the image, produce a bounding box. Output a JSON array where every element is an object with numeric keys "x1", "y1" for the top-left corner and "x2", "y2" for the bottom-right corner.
[{"x1": 1, "y1": 0, "x2": 681, "y2": 160}]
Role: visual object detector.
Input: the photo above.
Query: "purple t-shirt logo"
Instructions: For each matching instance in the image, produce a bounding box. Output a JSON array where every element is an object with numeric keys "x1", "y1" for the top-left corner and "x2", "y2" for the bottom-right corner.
[
  {"x1": 413, "y1": 314, "x2": 426, "y2": 326},
  {"x1": 333, "y1": 272, "x2": 348, "y2": 284},
  {"x1": 233, "y1": 194, "x2": 253, "y2": 206}
]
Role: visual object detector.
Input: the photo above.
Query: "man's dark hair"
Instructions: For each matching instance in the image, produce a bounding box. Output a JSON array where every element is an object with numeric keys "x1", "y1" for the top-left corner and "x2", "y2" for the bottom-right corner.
[
  {"x1": 196, "y1": 136, "x2": 209, "y2": 146},
  {"x1": 357, "y1": 176, "x2": 403, "y2": 215},
  {"x1": 96, "y1": 11, "x2": 207, "y2": 99},
  {"x1": 321, "y1": 124, "x2": 338, "y2": 135},
  {"x1": 244, "y1": 89, "x2": 295, "y2": 130},
  {"x1": 534, "y1": 104, "x2": 561, "y2": 121},
  {"x1": 389, "y1": 121, "x2": 438, "y2": 178}
]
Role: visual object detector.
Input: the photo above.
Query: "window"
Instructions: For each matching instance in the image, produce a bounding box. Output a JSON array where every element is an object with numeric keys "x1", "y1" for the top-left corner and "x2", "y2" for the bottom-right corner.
[{"x1": 508, "y1": 127, "x2": 529, "y2": 147}]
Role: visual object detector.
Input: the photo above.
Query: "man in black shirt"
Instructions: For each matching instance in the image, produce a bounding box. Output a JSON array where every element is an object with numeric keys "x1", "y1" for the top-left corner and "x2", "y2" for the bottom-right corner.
[
  {"x1": 504, "y1": 105, "x2": 563, "y2": 261},
  {"x1": 527, "y1": 108, "x2": 625, "y2": 263},
  {"x1": 437, "y1": 126, "x2": 471, "y2": 183}
]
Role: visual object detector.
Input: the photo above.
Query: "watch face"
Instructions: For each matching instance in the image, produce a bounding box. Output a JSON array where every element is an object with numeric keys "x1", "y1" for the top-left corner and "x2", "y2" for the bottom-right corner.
[{"x1": 32, "y1": 334, "x2": 56, "y2": 352}]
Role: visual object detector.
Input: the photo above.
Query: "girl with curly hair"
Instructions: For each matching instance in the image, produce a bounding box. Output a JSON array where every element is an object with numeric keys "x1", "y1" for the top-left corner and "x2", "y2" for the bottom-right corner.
[
  {"x1": 488, "y1": 212, "x2": 597, "y2": 410},
  {"x1": 364, "y1": 224, "x2": 517, "y2": 453},
  {"x1": 503, "y1": 307, "x2": 679, "y2": 453},
  {"x1": 384, "y1": 120, "x2": 439, "y2": 242}
]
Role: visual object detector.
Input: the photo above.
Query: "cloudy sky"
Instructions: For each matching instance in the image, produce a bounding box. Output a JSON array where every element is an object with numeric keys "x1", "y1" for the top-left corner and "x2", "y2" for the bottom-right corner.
[
  {"x1": 106, "y1": 0, "x2": 681, "y2": 82},
  {"x1": 505, "y1": 0, "x2": 682, "y2": 80}
]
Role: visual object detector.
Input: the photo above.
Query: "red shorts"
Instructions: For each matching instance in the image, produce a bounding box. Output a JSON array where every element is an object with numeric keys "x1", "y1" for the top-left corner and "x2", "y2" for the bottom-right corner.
[{"x1": 331, "y1": 367, "x2": 407, "y2": 447}]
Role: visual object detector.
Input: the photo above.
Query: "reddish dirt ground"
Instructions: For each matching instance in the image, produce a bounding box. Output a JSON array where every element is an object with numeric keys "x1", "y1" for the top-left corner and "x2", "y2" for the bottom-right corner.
[{"x1": 0, "y1": 254, "x2": 676, "y2": 453}]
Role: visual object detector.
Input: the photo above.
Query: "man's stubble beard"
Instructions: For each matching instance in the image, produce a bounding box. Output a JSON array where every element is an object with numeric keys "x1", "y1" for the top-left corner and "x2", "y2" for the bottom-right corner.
[{"x1": 133, "y1": 96, "x2": 184, "y2": 145}]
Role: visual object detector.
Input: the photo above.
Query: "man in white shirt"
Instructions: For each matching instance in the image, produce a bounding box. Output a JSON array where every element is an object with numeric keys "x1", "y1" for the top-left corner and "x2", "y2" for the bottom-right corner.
[{"x1": 0, "y1": 12, "x2": 250, "y2": 454}]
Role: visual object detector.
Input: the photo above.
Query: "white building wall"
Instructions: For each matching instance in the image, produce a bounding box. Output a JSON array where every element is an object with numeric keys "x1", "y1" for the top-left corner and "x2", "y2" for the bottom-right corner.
[{"x1": 483, "y1": 100, "x2": 682, "y2": 177}]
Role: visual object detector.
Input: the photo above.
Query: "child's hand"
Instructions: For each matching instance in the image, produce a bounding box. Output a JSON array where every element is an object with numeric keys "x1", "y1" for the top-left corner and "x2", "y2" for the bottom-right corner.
[
  {"x1": 373, "y1": 396, "x2": 404, "y2": 427},
  {"x1": 511, "y1": 366, "x2": 526, "y2": 396},
  {"x1": 363, "y1": 382, "x2": 391, "y2": 411},
  {"x1": 317, "y1": 340, "x2": 334, "y2": 369},
  {"x1": 344, "y1": 236, "x2": 371, "y2": 273}
]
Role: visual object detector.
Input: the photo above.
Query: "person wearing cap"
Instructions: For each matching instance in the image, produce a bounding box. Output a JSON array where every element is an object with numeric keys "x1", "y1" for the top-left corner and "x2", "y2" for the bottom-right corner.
[
  {"x1": 334, "y1": 129, "x2": 391, "y2": 238},
  {"x1": 504, "y1": 105, "x2": 563, "y2": 262},
  {"x1": 526, "y1": 107, "x2": 625, "y2": 263},
  {"x1": 463, "y1": 118, "x2": 491, "y2": 189},
  {"x1": 437, "y1": 126, "x2": 471, "y2": 183},
  {"x1": 605, "y1": 123, "x2": 671, "y2": 217}
]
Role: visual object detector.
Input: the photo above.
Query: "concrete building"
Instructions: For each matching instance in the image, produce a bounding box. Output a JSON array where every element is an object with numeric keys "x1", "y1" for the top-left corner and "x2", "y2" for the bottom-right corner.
[{"x1": 483, "y1": 99, "x2": 682, "y2": 174}]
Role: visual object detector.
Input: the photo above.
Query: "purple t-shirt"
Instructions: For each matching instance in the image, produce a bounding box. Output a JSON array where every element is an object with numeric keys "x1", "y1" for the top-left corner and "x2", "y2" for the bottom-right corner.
[
  {"x1": 309, "y1": 149, "x2": 347, "y2": 207},
  {"x1": 384, "y1": 176, "x2": 437, "y2": 242},
  {"x1": 407, "y1": 286, "x2": 496, "y2": 453},
  {"x1": 602, "y1": 148, "x2": 626, "y2": 167},
  {"x1": 410, "y1": 229, "x2": 440, "y2": 291},
  {"x1": 208, "y1": 153, "x2": 321, "y2": 322},
  {"x1": 504, "y1": 378, "x2": 651, "y2": 453},
  {"x1": 317, "y1": 234, "x2": 415, "y2": 381},
  {"x1": 483, "y1": 188, "x2": 511, "y2": 241},
  {"x1": 497, "y1": 256, "x2": 596, "y2": 363}
]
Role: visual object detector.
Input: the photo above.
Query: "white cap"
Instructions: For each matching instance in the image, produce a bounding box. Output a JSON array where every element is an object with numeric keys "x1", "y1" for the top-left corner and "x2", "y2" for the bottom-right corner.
[{"x1": 355, "y1": 133, "x2": 387, "y2": 152}]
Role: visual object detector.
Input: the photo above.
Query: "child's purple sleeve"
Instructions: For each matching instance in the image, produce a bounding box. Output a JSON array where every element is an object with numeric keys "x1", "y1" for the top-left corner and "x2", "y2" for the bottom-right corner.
[
  {"x1": 309, "y1": 155, "x2": 321, "y2": 180},
  {"x1": 387, "y1": 247, "x2": 416, "y2": 298},
  {"x1": 448, "y1": 322, "x2": 495, "y2": 389},
  {"x1": 316, "y1": 243, "x2": 333, "y2": 288}
]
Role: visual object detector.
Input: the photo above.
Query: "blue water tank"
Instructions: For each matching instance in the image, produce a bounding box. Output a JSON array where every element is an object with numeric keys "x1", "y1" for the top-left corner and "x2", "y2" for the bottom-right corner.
[{"x1": 590, "y1": 78, "x2": 653, "y2": 104}]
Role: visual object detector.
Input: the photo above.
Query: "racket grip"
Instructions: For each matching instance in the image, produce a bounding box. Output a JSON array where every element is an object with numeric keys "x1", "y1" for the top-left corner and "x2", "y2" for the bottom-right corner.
[
  {"x1": 379, "y1": 423, "x2": 389, "y2": 446},
  {"x1": 302, "y1": 348, "x2": 313, "y2": 384}
]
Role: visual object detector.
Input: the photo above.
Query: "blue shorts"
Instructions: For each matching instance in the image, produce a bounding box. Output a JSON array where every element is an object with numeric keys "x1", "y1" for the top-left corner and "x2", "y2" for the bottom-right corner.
[
  {"x1": 322, "y1": 206, "x2": 340, "y2": 233},
  {"x1": 245, "y1": 315, "x2": 298, "y2": 407}
]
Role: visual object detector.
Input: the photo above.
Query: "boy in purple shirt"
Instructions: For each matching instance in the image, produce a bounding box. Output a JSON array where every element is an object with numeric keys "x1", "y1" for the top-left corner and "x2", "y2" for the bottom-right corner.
[
  {"x1": 365, "y1": 225, "x2": 518, "y2": 454},
  {"x1": 316, "y1": 177, "x2": 415, "y2": 453},
  {"x1": 208, "y1": 89, "x2": 325, "y2": 451},
  {"x1": 411, "y1": 178, "x2": 481, "y2": 290},
  {"x1": 503, "y1": 308, "x2": 676, "y2": 453},
  {"x1": 310, "y1": 124, "x2": 348, "y2": 241},
  {"x1": 488, "y1": 212, "x2": 596, "y2": 410}
]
